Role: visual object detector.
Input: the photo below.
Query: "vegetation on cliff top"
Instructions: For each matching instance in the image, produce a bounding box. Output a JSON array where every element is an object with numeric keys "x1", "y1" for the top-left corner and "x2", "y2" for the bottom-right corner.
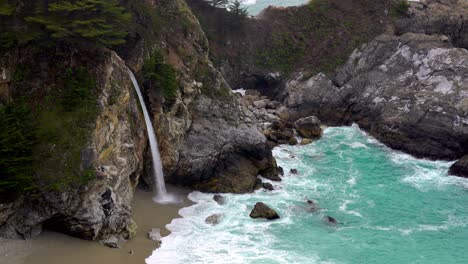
[{"x1": 0, "y1": 0, "x2": 132, "y2": 53}]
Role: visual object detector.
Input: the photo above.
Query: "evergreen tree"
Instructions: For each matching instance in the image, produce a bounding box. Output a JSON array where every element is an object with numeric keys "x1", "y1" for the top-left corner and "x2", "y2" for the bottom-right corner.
[
  {"x1": 228, "y1": 0, "x2": 248, "y2": 18},
  {"x1": 26, "y1": 0, "x2": 132, "y2": 46},
  {"x1": 0, "y1": 0, "x2": 132, "y2": 51}
]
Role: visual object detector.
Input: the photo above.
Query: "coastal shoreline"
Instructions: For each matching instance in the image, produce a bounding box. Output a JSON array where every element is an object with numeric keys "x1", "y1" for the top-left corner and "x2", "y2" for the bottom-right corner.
[{"x1": 1, "y1": 187, "x2": 189, "y2": 264}]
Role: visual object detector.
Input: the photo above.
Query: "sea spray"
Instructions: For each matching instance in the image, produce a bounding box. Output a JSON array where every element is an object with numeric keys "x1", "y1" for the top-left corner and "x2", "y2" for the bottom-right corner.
[
  {"x1": 128, "y1": 70, "x2": 177, "y2": 204},
  {"x1": 148, "y1": 125, "x2": 468, "y2": 264}
]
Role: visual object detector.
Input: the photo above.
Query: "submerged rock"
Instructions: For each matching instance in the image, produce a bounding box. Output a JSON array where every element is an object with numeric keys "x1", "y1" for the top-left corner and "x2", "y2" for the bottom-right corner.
[
  {"x1": 306, "y1": 200, "x2": 320, "y2": 212},
  {"x1": 294, "y1": 116, "x2": 323, "y2": 139},
  {"x1": 213, "y1": 194, "x2": 226, "y2": 205},
  {"x1": 262, "y1": 182, "x2": 274, "y2": 191},
  {"x1": 324, "y1": 216, "x2": 338, "y2": 225},
  {"x1": 205, "y1": 214, "x2": 223, "y2": 225},
  {"x1": 449, "y1": 156, "x2": 468, "y2": 178},
  {"x1": 249, "y1": 202, "x2": 280, "y2": 220},
  {"x1": 290, "y1": 169, "x2": 298, "y2": 174}
]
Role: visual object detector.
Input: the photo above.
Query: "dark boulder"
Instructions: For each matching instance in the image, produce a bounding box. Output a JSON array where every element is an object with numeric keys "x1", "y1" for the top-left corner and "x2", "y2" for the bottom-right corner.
[
  {"x1": 262, "y1": 182, "x2": 274, "y2": 191},
  {"x1": 249, "y1": 202, "x2": 280, "y2": 220},
  {"x1": 213, "y1": 194, "x2": 226, "y2": 205},
  {"x1": 294, "y1": 116, "x2": 323, "y2": 139},
  {"x1": 290, "y1": 169, "x2": 298, "y2": 174},
  {"x1": 324, "y1": 216, "x2": 338, "y2": 225},
  {"x1": 449, "y1": 155, "x2": 468, "y2": 178}
]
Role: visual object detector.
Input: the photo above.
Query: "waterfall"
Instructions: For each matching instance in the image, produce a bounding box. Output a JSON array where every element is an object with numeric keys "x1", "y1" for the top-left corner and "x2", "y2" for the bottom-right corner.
[{"x1": 128, "y1": 69, "x2": 174, "y2": 204}]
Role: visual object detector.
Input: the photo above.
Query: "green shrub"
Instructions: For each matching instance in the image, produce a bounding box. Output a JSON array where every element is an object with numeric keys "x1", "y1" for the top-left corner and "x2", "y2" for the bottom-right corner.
[
  {"x1": 143, "y1": 51, "x2": 179, "y2": 100},
  {"x1": 391, "y1": 0, "x2": 409, "y2": 17}
]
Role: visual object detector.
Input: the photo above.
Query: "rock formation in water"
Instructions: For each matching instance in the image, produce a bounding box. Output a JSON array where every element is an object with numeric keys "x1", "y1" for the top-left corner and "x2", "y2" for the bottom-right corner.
[{"x1": 249, "y1": 202, "x2": 280, "y2": 220}]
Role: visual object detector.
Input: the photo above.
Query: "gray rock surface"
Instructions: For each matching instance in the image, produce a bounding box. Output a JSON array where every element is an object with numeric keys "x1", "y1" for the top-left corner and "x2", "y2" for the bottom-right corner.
[
  {"x1": 281, "y1": 33, "x2": 468, "y2": 160},
  {"x1": 205, "y1": 214, "x2": 223, "y2": 225},
  {"x1": 395, "y1": 0, "x2": 468, "y2": 49},
  {"x1": 0, "y1": 50, "x2": 146, "y2": 244},
  {"x1": 294, "y1": 116, "x2": 322, "y2": 139}
]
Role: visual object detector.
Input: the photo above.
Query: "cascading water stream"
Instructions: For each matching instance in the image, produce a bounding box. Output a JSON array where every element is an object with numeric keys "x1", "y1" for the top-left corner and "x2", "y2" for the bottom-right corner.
[{"x1": 128, "y1": 69, "x2": 176, "y2": 204}]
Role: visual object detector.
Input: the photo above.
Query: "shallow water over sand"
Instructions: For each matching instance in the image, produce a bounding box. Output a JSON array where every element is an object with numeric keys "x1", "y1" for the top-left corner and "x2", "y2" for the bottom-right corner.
[{"x1": 1, "y1": 188, "x2": 188, "y2": 264}]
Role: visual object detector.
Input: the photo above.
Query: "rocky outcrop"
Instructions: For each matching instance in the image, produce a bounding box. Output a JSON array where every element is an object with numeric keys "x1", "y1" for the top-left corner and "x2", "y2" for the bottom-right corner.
[
  {"x1": 249, "y1": 202, "x2": 280, "y2": 220},
  {"x1": 281, "y1": 33, "x2": 468, "y2": 160},
  {"x1": 294, "y1": 116, "x2": 322, "y2": 139},
  {"x1": 395, "y1": 0, "x2": 468, "y2": 49},
  {"x1": 121, "y1": 0, "x2": 278, "y2": 194},
  {"x1": 0, "y1": 50, "x2": 146, "y2": 244},
  {"x1": 449, "y1": 156, "x2": 468, "y2": 178}
]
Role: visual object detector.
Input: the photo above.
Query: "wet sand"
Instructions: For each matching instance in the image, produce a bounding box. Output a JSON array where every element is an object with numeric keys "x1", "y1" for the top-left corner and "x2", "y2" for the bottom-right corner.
[{"x1": 1, "y1": 187, "x2": 190, "y2": 264}]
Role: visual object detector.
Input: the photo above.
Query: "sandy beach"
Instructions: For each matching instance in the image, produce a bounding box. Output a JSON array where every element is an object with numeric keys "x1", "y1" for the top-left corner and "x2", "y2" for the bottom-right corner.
[{"x1": 1, "y1": 187, "x2": 190, "y2": 264}]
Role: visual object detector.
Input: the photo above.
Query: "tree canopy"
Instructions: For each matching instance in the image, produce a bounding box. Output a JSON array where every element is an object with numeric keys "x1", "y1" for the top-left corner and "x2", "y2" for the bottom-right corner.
[{"x1": 0, "y1": 0, "x2": 132, "y2": 52}]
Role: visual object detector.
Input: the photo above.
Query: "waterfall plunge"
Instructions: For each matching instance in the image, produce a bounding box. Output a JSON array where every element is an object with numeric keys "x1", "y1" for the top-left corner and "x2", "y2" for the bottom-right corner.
[{"x1": 128, "y1": 70, "x2": 177, "y2": 204}]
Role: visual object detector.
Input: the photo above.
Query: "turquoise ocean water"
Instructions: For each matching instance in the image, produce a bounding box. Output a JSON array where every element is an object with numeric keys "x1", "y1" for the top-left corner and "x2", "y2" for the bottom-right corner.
[
  {"x1": 147, "y1": 125, "x2": 468, "y2": 264},
  {"x1": 243, "y1": 0, "x2": 309, "y2": 15}
]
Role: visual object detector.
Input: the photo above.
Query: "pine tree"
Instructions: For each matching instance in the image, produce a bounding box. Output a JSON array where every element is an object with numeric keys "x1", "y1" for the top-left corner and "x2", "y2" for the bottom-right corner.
[
  {"x1": 228, "y1": 0, "x2": 248, "y2": 18},
  {"x1": 26, "y1": 0, "x2": 132, "y2": 46}
]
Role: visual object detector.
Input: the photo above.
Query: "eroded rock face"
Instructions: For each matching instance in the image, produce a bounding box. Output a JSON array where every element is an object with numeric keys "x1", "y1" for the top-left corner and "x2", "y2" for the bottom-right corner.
[
  {"x1": 449, "y1": 156, "x2": 468, "y2": 178},
  {"x1": 395, "y1": 0, "x2": 468, "y2": 49},
  {"x1": 281, "y1": 33, "x2": 468, "y2": 160},
  {"x1": 0, "y1": 51, "x2": 146, "y2": 243}
]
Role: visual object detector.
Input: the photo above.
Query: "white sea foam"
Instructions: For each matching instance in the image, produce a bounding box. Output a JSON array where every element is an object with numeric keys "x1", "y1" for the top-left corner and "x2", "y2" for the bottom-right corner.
[
  {"x1": 338, "y1": 199, "x2": 363, "y2": 218},
  {"x1": 148, "y1": 125, "x2": 468, "y2": 264},
  {"x1": 232, "y1": 88, "x2": 246, "y2": 96}
]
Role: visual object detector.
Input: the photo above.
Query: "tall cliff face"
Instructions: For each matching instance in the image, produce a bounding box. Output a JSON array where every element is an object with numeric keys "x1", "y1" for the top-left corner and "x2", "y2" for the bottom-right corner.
[
  {"x1": 1, "y1": 0, "x2": 278, "y2": 244},
  {"x1": 121, "y1": 0, "x2": 277, "y2": 193},
  {"x1": 0, "y1": 48, "x2": 146, "y2": 243},
  {"x1": 394, "y1": 0, "x2": 468, "y2": 49},
  {"x1": 280, "y1": 33, "x2": 468, "y2": 160}
]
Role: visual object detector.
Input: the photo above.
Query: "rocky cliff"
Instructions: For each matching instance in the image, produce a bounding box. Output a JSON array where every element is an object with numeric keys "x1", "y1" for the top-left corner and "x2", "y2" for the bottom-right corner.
[
  {"x1": 187, "y1": 0, "x2": 393, "y2": 93},
  {"x1": 0, "y1": 48, "x2": 146, "y2": 245},
  {"x1": 0, "y1": 0, "x2": 278, "y2": 245},
  {"x1": 280, "y1": 33, "x2": 468, "y2": 160},
  {"x1": 121, "y1": 0, "x2": 278, "y2": 193}
]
